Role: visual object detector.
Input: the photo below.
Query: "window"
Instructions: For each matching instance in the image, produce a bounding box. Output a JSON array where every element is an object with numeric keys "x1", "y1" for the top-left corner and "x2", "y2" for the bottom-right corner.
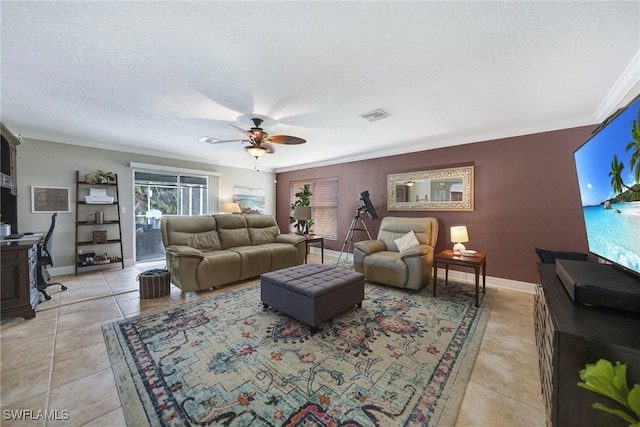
[
  {"x1": 134, "y1": 172, "x2": 208, "y2": 222},
  {"x1": 290, "y1": 178, "x2": 338, "y2": 240},
  {"x1": 134, "y1": 171, "x2": 209, "y2": 261}
]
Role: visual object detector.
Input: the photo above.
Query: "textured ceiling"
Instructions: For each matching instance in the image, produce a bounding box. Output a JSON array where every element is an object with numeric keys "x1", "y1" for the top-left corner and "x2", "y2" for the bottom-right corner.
[{"x1": 1, "y1": 1, "x2": 639, "y2": 172}]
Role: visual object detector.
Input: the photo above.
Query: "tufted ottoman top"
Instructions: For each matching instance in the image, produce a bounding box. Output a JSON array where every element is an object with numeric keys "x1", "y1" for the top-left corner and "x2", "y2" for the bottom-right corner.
[{"x1": 261, "y1": 264, "x2": 364, "y2": 298}]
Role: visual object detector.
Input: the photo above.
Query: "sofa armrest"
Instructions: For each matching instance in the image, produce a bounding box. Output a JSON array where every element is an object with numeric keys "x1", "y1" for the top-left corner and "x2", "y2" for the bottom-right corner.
[
  {"x1": 166, "y1": 245, "x2": 205, "y2": 258},
  {"x1": 276, "y1": 234, "x2": 306, "y2": 246},
  {"x1": 354, "y1": 240, "x2": 386, "y2": 255},
  {"x1": 400, "y1": 244, "x2": 434, "y2": 259}
]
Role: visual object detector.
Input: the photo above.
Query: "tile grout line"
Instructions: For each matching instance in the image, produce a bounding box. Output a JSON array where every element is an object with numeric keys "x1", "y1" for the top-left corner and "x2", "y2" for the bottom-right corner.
[{"x1": 43, "y1": 303, "x2": 61, "y2": 427}]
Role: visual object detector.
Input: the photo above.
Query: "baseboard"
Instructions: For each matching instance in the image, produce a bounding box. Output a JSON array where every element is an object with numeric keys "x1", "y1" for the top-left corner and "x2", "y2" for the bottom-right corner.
[
  {"x1": 49, "y1": 257, "x2": 136, "y2": 277},
  {"x1": 313, "y1": 247, "x2": 536, "y2": 294},
  {"x1": 437, "y1": 269, "x2": 535, "y2": 294}
]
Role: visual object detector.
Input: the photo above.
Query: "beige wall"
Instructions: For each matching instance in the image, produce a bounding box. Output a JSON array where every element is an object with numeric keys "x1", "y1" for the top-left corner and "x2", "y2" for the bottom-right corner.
[{"x1": 16, "y1": 139, "x2": 276, "y2": 273}]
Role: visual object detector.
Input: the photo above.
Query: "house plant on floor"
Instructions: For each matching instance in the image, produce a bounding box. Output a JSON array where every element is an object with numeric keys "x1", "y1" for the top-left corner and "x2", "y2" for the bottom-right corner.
[{"x1": 289, "y1": 183, "x2": 313, "y2": 235}]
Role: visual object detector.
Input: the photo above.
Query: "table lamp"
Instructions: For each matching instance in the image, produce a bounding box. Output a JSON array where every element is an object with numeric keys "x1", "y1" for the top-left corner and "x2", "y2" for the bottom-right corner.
[
  {"x1": 221, "y1": 202, "x2": 241, "y2": 214},
  {"x1": 450, "y1": 226, "x2": 469, "y2": 255},
  {"x1": 293, "y1": 206, "x2": 312, "y2": 235}
]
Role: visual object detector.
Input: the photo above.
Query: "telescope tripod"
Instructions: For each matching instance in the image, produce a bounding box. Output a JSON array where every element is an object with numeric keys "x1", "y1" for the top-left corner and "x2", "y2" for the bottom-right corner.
[{"x1": 336, "y1": 206, "x2": 373, "y2": 267}]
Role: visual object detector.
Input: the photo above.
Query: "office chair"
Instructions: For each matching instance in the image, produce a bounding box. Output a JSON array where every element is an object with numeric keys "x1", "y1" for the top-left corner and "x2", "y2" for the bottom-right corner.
[{"x1": 38, "y1": 212, "x2": 68, "y2": 300}]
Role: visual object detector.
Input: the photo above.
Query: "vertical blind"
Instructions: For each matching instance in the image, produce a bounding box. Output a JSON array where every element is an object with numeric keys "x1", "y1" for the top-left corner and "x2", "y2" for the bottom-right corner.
[{"x1": 291, "y1": 177, "x2": 338, "y2": 240}]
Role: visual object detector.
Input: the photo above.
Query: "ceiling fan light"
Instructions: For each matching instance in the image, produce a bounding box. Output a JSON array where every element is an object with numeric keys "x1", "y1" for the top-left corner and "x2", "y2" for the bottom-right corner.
[{"x1": 245, "y1": 146, "x2": 267, "y2": 158}]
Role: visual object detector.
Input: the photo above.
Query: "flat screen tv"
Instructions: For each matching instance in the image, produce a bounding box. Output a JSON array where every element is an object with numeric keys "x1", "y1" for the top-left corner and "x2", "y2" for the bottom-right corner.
[{"x1": 573, "y1": 93, "x2": 640, "y2": 278}]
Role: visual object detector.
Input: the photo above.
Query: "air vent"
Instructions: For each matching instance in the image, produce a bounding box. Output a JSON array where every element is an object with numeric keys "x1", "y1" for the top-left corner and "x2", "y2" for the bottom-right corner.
[
  {"x1": 199, "y1": 136, "x2": 220, "y2": 144},
  {"x1": 360, "y1": 109, "x2": 390, "y2": 122}
]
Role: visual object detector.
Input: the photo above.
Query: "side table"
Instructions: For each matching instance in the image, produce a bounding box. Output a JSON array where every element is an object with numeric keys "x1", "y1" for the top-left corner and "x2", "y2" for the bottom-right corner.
[
  {"x1": 303, "y1": 235, "x2": 324, "y2": 263},
  {"x1": 433, "y1": 250, "x2": 486, "y2": 307}
]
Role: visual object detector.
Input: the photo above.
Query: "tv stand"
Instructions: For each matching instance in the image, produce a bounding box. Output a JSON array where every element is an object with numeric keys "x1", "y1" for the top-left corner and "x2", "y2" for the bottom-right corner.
[
  {"x1": 534, "y1": 263, "x2": 640, "y2": 426},
  {"x1": 555, "y1": 259, "x2": 640, "y2": 313}
]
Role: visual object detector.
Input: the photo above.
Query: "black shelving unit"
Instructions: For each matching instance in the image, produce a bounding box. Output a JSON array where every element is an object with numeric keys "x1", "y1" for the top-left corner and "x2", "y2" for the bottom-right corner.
[{"x1": 74, "y1": 171, "x2": 125, "y2": 275}]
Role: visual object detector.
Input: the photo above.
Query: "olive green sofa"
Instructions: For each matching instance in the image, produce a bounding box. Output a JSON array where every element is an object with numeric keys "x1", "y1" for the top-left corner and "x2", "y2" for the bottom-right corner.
[{"x1": 160, "y1": 214, "x2": 306, "y2": 292}]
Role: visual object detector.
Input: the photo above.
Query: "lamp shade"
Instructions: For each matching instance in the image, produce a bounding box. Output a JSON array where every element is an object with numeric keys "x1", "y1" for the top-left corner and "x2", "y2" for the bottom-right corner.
[
  {"x1": 221, "y1": 202, "x2": 241, "y2": 214},
  {"x1": 450, "y1": 226, "x2": 469, "y2": 243},
  {"x1": 293, "y1": 206, "x2": 312, "y2": 220},
  {"x1": 450, "y1": 225, "x2": 469, "y2": 255}
]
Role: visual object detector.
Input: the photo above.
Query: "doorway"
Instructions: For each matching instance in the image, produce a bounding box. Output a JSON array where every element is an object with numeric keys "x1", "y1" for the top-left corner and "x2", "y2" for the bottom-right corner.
[{"x1": 134, "y1": 171, "x2": 208, "y2": 262}]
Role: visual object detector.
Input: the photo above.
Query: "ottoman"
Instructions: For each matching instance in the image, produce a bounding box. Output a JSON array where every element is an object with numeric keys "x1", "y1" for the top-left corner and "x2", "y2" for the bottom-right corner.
[{"x1": 261, "y1": 264, "x2": 365, "y2": 331}]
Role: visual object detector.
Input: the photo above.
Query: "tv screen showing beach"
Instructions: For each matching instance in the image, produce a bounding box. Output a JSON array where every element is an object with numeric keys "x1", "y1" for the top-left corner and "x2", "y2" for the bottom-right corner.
[{"x1": 573, "y1": 95, "x2": 640, "y2": 275}]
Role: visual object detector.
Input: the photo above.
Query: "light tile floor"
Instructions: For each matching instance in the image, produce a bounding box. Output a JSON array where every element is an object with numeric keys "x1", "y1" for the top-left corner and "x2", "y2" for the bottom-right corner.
[{"x1": 1, "y1": 253, "x2": 546, "y2": 426}]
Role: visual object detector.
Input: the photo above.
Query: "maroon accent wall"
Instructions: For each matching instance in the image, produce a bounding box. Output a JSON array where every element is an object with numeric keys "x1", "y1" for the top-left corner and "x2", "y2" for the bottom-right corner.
[{"x1": 276, "y1": 125, "x2": 596, "y2": 283}]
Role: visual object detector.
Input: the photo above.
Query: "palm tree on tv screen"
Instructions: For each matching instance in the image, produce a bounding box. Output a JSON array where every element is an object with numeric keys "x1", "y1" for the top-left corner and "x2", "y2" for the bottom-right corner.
[
  {"x1": 626, "y1": 110, "x2": 640, "y2": 184},
  {"x1": 608, "y1": 154, "x2": 626, "y2": 196},
  {"x1": 608, "y1": 108, "x2": 640, "y2": 201}
]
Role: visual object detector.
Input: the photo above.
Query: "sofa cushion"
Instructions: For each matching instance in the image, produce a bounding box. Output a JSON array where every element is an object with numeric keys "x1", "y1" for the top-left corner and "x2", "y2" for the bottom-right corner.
[
  {"x1": 161, "y1": 215, "x2": 221, "y2": 251},
  {"x1": 231, "y1": 246, "x2": 271, "y2": 279},
  {"x1": 262, "y1": 243, "x2": 301, "y2": 271},
  {"x1": 363, "y1": 251, "x2": 408, "y2": 288},
  {"x1": 189, "y1": 230, "x2": 222, "y2": 251},
  {"x1": 216, "y1": 215, "x2": 251, "y2": 249},
  {"x1": 378, "y1": 217, "x2": 437, "y2": 251},
  {"x1": 245, "y1": 214, "x2": 279, "y2": 245},
  {"x1": 395, "y1": 230, "x2": 420, "y2": 253},
  {"x1": 198, "y1": 250, "x2": 242, "y2": 287}
]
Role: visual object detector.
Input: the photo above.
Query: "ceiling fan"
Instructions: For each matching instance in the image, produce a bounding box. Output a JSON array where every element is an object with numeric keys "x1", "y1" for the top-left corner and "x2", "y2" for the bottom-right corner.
[{"x1": 203, "y1": 117, "x2": 306, "y2": 161}]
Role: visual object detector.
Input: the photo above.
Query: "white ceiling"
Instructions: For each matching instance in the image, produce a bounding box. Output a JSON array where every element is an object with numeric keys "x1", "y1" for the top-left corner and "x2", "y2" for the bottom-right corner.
[{"x1": 1, "y1": 1, "x2": 639, "y2": 172}]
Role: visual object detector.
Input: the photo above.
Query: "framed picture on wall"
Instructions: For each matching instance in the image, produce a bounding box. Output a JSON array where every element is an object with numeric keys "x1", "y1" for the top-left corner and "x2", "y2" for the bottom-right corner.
[
  {"x1": 31, "y1": 186, "x2": 71, "y2": 213},
  {"x1": 233, "y1": 187, "x2": 265, "y2": 214}
]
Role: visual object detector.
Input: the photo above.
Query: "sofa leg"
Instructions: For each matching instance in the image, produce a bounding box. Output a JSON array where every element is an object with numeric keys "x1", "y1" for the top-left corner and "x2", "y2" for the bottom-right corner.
[
  {"x1": 262, "y1": 302, "x2": 268, "y2": 309},
  {"x1": 357, "y1": 302, "x2": 362, "y2": 308}
]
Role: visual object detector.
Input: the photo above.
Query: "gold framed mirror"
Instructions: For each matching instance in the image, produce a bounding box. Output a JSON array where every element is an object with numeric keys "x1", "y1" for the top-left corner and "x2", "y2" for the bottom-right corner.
[{"x1": 387, "y1": 165, "x2": 474, "y2": 211}]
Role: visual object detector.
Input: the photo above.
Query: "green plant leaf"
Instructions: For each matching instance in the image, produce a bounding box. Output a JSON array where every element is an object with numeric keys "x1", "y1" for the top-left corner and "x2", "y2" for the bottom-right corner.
[
  {"x1": 578, "y1": 359, "x2": 630, "y2": 407},
  {"x1": 629, "y1": 384, "x2": 640, "y2": 419},
  {"x1": 592, "y1": 402, "x2": 639, "y2": 425}
]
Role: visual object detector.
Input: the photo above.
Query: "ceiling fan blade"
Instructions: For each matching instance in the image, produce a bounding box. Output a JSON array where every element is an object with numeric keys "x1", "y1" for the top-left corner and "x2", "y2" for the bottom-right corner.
[
  {"x1": 267, "y1": 135, "x2": 307, "y2": 145},
  {"x1": 229, "y1": 123, "x2": 253, "y2": 136},
  {"x1": 200, "y1": 136, "x2": 247, "y2": 144},
  {"x1": 212, "y1": 139, "x2": 247, "y2": 144}
]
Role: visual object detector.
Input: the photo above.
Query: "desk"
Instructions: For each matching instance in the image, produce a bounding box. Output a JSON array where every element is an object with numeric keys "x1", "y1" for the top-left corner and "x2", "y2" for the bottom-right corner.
[
  {"x1": 433, "y1": 250, "x2": 486, "y2": 307},
  {"x1": 1, "y1": 234, "x2": 43, "y2": 319},
  {"x1": 303, "y1": 235, "x2": 324, "y2": 263}
]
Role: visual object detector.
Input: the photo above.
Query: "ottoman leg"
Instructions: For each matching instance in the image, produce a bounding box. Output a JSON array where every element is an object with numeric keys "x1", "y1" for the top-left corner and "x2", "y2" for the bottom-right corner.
[{"x1": 358, "y1": 302, "x2": 362, "y2": 308}]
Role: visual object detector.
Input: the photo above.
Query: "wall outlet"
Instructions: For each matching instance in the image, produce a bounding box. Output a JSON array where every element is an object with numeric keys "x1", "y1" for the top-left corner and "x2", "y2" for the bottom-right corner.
[{"x1": 121, "y1": 206, "x2": 126, "y2": 214}]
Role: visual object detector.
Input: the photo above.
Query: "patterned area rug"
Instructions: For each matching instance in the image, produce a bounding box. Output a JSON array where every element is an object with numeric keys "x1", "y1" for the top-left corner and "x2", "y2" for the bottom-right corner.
[{"x1": 103, "y1": 279, "x2": 495, "y2": 426}]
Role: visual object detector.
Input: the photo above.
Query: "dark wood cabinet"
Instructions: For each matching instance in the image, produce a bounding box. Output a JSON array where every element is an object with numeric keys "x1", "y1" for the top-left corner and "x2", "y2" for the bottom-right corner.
[
  {"x1": 1, "y1": 236, "x2": 42, "y2": 319},
  {"x1": 1, "y1": 123, "x2": 20, "y2": 235},
  {"x1": 535, "y1": 263, "x2": 640, "y2": 427}
]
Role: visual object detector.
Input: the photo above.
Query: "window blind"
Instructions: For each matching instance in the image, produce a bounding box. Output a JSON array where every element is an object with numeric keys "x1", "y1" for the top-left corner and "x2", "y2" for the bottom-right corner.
[{"x1": 290, "y1": 177, "x2": 338, "y2": 240}]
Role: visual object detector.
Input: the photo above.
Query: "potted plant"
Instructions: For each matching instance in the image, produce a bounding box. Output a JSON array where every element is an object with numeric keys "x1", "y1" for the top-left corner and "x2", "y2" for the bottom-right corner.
[
  {"x1": 289, "y1": 184, "x2": 313, "y2": 235},
  {"x1": 97, "y1": 169, "x2": 114, "y2": 184},
  {"x1": 578, "y1": 359, "x2": 640, "y2": 426}
]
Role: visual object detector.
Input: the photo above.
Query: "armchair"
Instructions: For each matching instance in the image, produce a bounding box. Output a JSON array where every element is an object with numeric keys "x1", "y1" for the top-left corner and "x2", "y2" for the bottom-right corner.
[{"x1": 353, "y1": 216, "x2": 439, "y2": 290}]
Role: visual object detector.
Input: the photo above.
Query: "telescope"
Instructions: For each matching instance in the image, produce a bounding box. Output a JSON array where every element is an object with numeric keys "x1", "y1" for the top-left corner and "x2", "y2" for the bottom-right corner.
[
  {"x1": 359, "y1": 190, "x2": 378, "y2": 220},
  {"x1": 336, "y1": 190, "x2": 378, "y2": 266}
]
